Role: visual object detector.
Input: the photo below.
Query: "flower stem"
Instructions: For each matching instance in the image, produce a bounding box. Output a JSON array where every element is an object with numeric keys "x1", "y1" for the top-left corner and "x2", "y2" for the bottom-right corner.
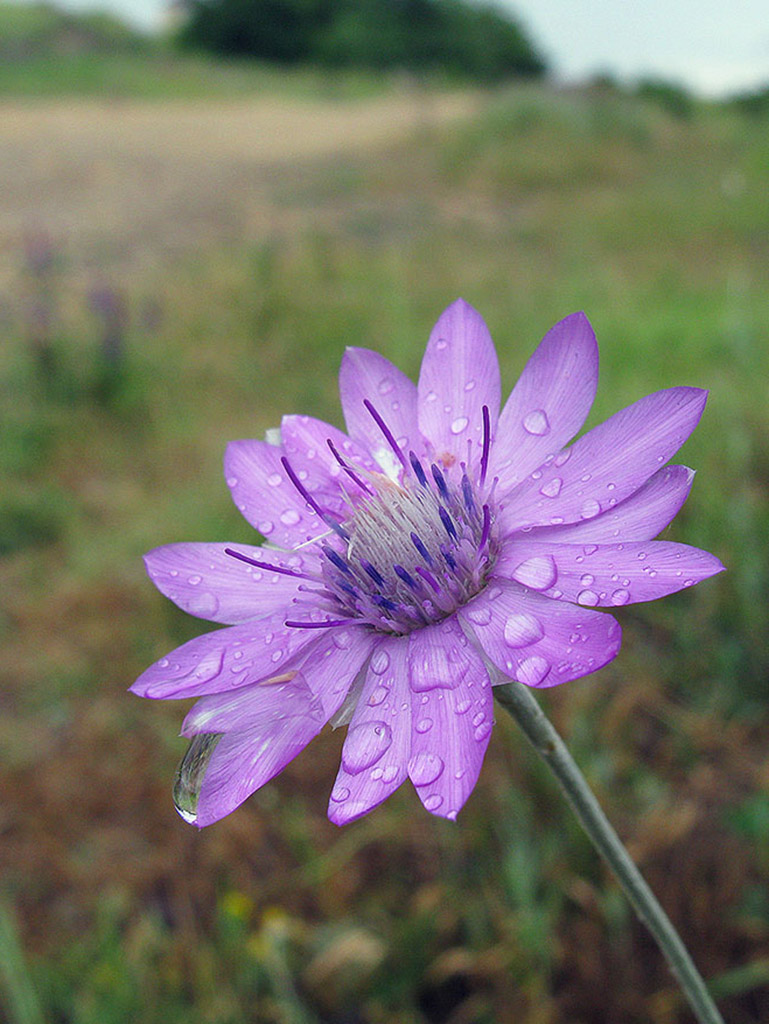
[{"x1": 493, "y1": 679, "x2": 724, "y2": 1024}]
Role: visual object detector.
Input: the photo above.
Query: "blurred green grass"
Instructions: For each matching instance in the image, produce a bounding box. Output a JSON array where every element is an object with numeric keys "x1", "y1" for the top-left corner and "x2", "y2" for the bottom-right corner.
[{"x1": 1, "y1": 72, "x2": 768, "y2": 1024}]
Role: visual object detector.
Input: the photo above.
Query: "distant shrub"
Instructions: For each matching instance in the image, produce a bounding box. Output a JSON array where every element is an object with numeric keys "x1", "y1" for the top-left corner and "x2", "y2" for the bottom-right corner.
[
  {"x1": 730, "y1": 84, "x2": 769, "y2": 118},
  {"x1": 636, "y1": 76, "x2": 696, "y2": 120},
  {"x1": 0, "y1": 1, "x2": 150, "y2": 60},
  {"x1": 177, "y1": 0, "x2": 547, "y2": 81}
]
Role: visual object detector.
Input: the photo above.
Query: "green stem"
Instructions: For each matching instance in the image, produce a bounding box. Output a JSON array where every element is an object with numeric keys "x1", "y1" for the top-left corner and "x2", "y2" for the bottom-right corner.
[{"x1": 493, "y1": 679, "x2": 724, "y2": 1024}]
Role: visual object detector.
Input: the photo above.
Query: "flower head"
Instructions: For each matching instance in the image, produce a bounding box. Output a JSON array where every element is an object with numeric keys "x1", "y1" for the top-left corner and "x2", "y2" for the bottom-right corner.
[{"x1": 132, "y1": 300, "x2": 723, "y2": 826}]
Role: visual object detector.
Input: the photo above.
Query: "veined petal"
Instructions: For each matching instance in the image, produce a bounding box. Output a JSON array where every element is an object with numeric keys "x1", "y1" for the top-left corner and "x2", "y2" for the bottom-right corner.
[
  {"x1": 459, "y1": 582, "x2": 622, "y2": 688},
  {"x1": 280, "y1": 414, "x2": 380, "y2": 506},
  {"x1": 144, "y1": 542, "x2": 317, "y2": 625},
  {"x1": 195, "y1": 706, "x2": 326, "y2": 826},
  {"x1": 407, "y1": 616, "x2": 493, "y2": 820},
  {"x1": 490, "y1": 312, "x2": 598, "y2": 491},
  {"x1": 339, "y1": 347, "x2": 421, "y2": 475},
  {"x1": 522, "y1": 465, "x2": 696, "y2": 544},
  {"x1": 328, "y1": 636, "x2": 411, "y2": 825},
  {"x1": 130, "y1": 610, "x2": 325, "y2": 699},
  {"x1": 498, "y1": 387, "x2": 707, "y2": 534},
  {"x1": 297, "y1": 625, "x2": 376, "y2": 719},
  {"x1": 181, "y1": 672, "x2": 324, "y2": 736},
  {"x1": 417, "y1": 299, "x2": 501, "y2": 467},
  {"x1": 493, "y1": 540, "x2": 725, "y2": 607},
  {"x1": 224, "y1": 439, "x2": 329, "y2": 546}
]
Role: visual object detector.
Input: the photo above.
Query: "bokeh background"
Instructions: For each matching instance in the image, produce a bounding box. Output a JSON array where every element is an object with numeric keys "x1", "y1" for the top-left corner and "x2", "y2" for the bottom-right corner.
[{"x1": 1, "y1": 2, "x2": 768, "y2": 1022}]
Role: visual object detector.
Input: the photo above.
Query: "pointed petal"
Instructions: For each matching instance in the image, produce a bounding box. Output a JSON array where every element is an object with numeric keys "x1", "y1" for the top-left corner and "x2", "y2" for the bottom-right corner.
[
  {"x1": 195, "y1": 705, "x2": 326, "y2": 826},
  {"x1": 490, "y1": 313, "x2": 598, "y2": 491},
  {"x1": 181, "y1": 672, "x2": 323, "y2": 736},
  {"x1": 493, "y1": 540, "x2": 725, "y2": 607},
  {"x1": 499, "y1": 388, "x2": 708, "y2": 534},
  {"x1": 339, "y1": 347, "x2": 421, "y2": 475},
  {"x1": 130, "y1": 611, "x2": 328, "y2": 699},
  {"x1": 407, "y1": 617, "x2": 493, "y2": 820},
  {"x1": 417, "y1": 299, "x2": 501, "y2": 467},
  {"x1": 224, "y1": 439, "x2": 329, "y2": 546},
  {"x1": 459, "y1": 582, "x2": 622, "y2": 688},
  {"x1": 144, "y1": 542, "x2": 317, "y2": 625},
  {"x1": 328, "y1": 637, "x2": 411, "y2": 825},
  {"x1": 299, "y1": 626, "x2": 376, "y2": 719},
  {"x1": 522, "y1": 465, "x2": 696, "y2": 544}
]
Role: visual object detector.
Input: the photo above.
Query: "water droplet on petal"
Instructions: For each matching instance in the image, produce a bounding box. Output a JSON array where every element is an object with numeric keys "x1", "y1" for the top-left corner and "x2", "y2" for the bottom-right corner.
[
  {"x1": 577, "y1": 589, "x2": 599, "y2": 605},
  {"x1": 554, "y1": 449, "x2": 571, "y2": 467},
  {"x1": 330, "y1": 786, "x2": 350, "y2": 803},
  {"x1": 465, "y1": 603, "x2": 492, "y2": 626},
  {"x1": 474, "y1": 720, "x2": 493, "y2": 742},
  {"x1": 580, "y1": 499, "x2": 601, "y2": 519},
  {"x1": 342, "y1": 721, "x2": 392, "y2": 775},
  {"x1": 611, "y1": 589, "x2": 630, "y2": 605},
  {"x1": 408, "y1": 751, "x2": 445, "y2": 786},
  {"x1": 464, "y1": 379, "x2": 476, "y2": 391},
  {"x1": 187, "y1": 592, "x2": 220, "y2": 618},
  {"x1": 367, "y1": 686, "x2": 389, "y2": 707},
  {"x1": 173, "y1": 733, "x2": 222, "y2": 824},
  {"x1": 511, "y1": 555, "x2": 557, "y2": 590},
  {"x1": 583, "y1": 545, "x2": 598, "y2": 556},
  {"x1": 258, "y1": 520, "x2": 274, "y2": 536},
  {"x1": 523, "y1": 409, "x2": 550, "y2": 435},
  {"x1": 580, "y1": 574, "x2": 595, "y2": 586},
  {"x1": 424, "y1": 794, "x2": 443, "y2": 811},
  {"x1": 280, "y1": 509, "x2": 300, "y2": 526},
  {"x1": 540, "y1": 477, "x2": 562, "y2": 498},
  {"x1": 415, "y1": 717, "x2": 433, "y2": 734},
  {"x1": 267, "y1": 473, "x2": 282, "y2": 487},
  {"x1": 455, "y1": 698, "x2": 472, "y2": 715},
  {"x1": 370, "y1": 649, "x2": 390, "y2": 675},
  {"x1": 504, "y1": 612, "x2": 545, "y2": 648},
  {"x1": 227, "y1": 476, "x2": 239, "y2": 487},
  {"x1": 378, "y1": 377, "x2": 394, "y2": 395},
  {"x1": 516, "y1": 656, "x2": 550, "y2": 686},
  {"x1": 450, "y1": 416, "x2": 469, "y2": 435}
]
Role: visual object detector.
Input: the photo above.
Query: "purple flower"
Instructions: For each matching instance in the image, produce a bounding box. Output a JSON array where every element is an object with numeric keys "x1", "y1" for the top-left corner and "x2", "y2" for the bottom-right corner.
[{"x1": 132, "y1": 300, "x2": 723, "y2": 827}]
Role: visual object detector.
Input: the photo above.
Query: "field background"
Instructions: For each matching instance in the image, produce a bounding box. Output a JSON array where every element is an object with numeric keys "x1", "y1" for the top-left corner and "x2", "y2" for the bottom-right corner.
[{"x1": 1, "y1": 21, "x2": 768, "y2": 1024}]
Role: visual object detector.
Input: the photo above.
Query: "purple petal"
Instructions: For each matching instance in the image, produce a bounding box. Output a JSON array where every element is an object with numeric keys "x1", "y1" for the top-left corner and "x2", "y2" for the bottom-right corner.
[
  {"x1": 522, "y1": 465, "x2": 695, "y2": 544},
  {"x1": 459, "y1": 582, "x2": 622, "y2": 688},
  {"x1": 328, "y1": 636, "x2": 411, "y2": 825},
  {"x1": 490, "y1": 312, "x2": 598, "y2": 491},
  {"x1": 181, "y1": 672, "x2": 324, "y2": 736},
  {"x1": 498, "y1": 388, "x2": 707, "y2": 534},
  {"x1": 417, "y1": 299, "x2": 501, "y2": 467},
  {"x1": 144, "y1": 542, "x2": 318, "y2": 625},
  {"x1": 195, "y1": 705, "x2": 326, "y2": 826},
  {"x1": 493, "y1": 540, "x2": 725, "y2": 607},
  {"x1": 130, "y1": 610, "x2": 328, "y2": 699},
  {"x1": 406, "y1": 616, "x2": 493, "y2": 820},
  {"x1": 298, "y1": 625, "x2": 376, "y2": 718},
  {"x1": 280, "y1": 414, "x2": 380, "y2": 505},
  {"x1": 339, "y1": 347, "x2": 421, "y2": 475},
  {"x1": 224, "y1": 439, "x2": 328, "y2": 546}
]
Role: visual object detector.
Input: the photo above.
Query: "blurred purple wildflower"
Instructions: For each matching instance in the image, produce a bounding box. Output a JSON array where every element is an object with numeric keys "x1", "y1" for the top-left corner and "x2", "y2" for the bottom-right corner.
[{"x1": 132, "y1": 300, "x2": 723, "y2": 827}]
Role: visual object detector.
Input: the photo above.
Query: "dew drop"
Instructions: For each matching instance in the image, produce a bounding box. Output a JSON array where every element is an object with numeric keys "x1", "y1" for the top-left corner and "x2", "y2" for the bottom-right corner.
[
  {"x1": 580, "y1": 499, "x2": 601, "y2": 519},
  {"x1": 424, "y1": 794, "x2": 443, "y2": 811},
  {"x1": 577, "y1": 589, "x2": 599, "y2": 605},
  {"x1": 522, "y1": 409, "x2": 550, "y2": 435},
  {"x1": 450, "y1": 416, "x2": 469, "y2": 435},
  {"x1": 381, "y1": 765, "x2": 399, "y2": 784},
  {"x1": 511, "y1": 555, "x2": 557, "y2": 590},
  {"x1": 173, "y1": 733, "x2": 222, "y2": 824},
  {"x1": 540, "y1": 477, "x2": 562, "y2": 498},
  {"x1": 378, "y1": 377, "x2": 394, "y2": 395},
  {"x1": 367, "y1": 686, "x2": 389, "y2": 707},
  {"x1": 455, "y1": 698, "x2": 472, "y2": 715},
  {"x1": 583, "y1": 544, "x2": 598, "y2": 556},
  {"x1": 280, "y1": 509, "x2": 300, "y2": 526},
  {"x1": 415, "y1": 717, "x2": 433, "y2": 734},
  {"x1": 341, "y1": 720, "x2": 392, "y2": 774},
  {"x1": 580, "y1": 573, "x2": 595, "y2": 586},
  {"x1": 330, "y1": 786, "x2": 350, "y2": 803},
  {"x1": 516, "y1": 655, "x2": 550, "y2": 686},
  {"x1": 503, "y1": 612, "x2": 545, "y2": 648},
  {"x1": 267, "y1": 473, "x2": 282, "y2": 487},
  {"x1": 187, "y1": 575, "x2": 202, "y2": 586},
  {"x1": 258, "y1": 520, "x2": 274, "y2": 536},
  {"x1": 464, "y1": 379, "x2": 476, "y2": 391},
  {"x1": 474, "y1": 720, "x2": 493, "y2": 742},
  {"x1": 465, "y1": 603, "x2": 492, "y2": 626},
  {"x1": 226, "y1": 476, "x2": 239, "y2": 487},
  {"x1": 408, "y1": 751, "x2": 445, "y2": 787},
  {"x1": 187, "y1": 592, "x2": 220, "y2": 618},
  {"x1": 370, "y1": 649, "x2": 391, "y2": 675},
  {"x1": 611, "y1": 589, "x2": 630, "y2": 605},
  {"x1": 554, "y1": 449, "x2": 571, "y2": 467}
]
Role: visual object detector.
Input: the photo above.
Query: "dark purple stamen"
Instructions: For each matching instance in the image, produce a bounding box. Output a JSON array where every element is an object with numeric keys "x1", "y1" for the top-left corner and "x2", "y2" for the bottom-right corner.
[
  {"x1": 371, "y1": 594, "x2": 398, "y2": 612},
  {"x1": 440, "y1": 544, "x2": 457, "y2": 571},
  {"x1": 409, "y1": 451, "x2": 428, "y2": 488},
  {"x1": 480, "y1": 404, "x2": 491, "y2": 487},
  {"x1": 438, "y1": 505, "x2": 457, "y2": 540},
  {"x1": 326, "y1": 439, "x2": 374, "y2": 495},
  {"x1": 415, "y1": 566, "x2": 441, "y2": 594},
  {"x1": 461, "y1": 473, "x2": 475, "y2": 513},
  {"x1": 479, "y1": 504, "x2": 491, "y2": 550},
  {"x1": 361, "y1": 559, "x2": 386, "y2": 586},
  {"x1": 280, "y1": 455, "x2": 349, "y2": 541},
  {"x1": 322, "y1": 544, "x2": 353, "y2": 575},
  {"x1": 224, "y1": 547, "x2": 314, "y2": 580},
  {"x1": 285, "y1": 618, "x2": 354, "y2": 629},
  {"x1": 394, "y1": 564, "x2": 419, "y2": 590},
  {"x1": 363, "y1": 399, "x2": 409, "y2": 472},
  {"x1": 410, "y1": 531, "x2": 434, "y2": 566},
  {"x1": 431, "y1": 463, "x2": 450, "y2": 502}
]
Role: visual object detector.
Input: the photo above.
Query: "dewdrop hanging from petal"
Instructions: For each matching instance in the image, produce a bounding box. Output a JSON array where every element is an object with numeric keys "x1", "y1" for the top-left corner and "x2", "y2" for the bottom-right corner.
[{"x1": 132, "y1": 300, "x2": 723, "y2": 827}]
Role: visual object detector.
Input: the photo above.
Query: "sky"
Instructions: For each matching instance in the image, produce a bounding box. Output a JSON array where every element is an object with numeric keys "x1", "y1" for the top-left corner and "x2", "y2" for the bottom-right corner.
[{"x1": 23, "y1": 0, "x2": 769, "y2": 97}]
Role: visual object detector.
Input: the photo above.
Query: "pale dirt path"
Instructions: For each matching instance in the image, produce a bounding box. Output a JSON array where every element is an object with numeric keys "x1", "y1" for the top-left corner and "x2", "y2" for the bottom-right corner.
[{"x1": 0, "y1": 91, "x2": 478, "y2": 286}]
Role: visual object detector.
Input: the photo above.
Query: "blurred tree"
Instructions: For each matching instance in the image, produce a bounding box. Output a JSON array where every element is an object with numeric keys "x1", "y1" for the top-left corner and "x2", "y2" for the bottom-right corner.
[{"x1": 177, "y1": 0, "x2": 547, "y2": 80}]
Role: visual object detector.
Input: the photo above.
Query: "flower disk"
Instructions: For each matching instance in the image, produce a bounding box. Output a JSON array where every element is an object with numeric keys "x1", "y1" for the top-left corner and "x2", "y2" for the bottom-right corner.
[{"x1": 132, "y1": 299, "x2": 723, "y2": 827}]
